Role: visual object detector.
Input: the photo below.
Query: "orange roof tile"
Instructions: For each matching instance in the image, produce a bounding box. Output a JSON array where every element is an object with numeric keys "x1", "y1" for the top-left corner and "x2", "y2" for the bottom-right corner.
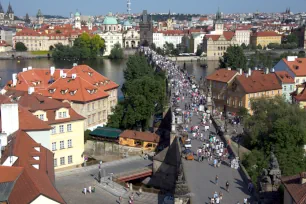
[
  {"x1": 0, "y1": 166, "x2": 23, "y2": 183},
  {"x1": 206, "y1": 69, "x2": 238, "y2": 83},
  {"x1": 282, "y1": 58, "x2": 306, "y2": 77},
  {"x1": 252, "y1": 31, "x2": 281, "y2": 37},
  {"x1": 282, "y1": 173, "x2": 306, "y2": 204},
  {"x1": 274, "y1": 71, "x2": 295, "y2": 84},
  {"x1": 236, "y1": 70, "x2": 282, "y2": 93},
  {"x1": 120, "y1": 130, "x2": 160, "y2": 143}
]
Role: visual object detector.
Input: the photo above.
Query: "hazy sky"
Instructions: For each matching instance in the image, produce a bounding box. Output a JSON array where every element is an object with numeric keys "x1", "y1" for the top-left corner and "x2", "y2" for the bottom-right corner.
[{"x1": 8, "y1": 0, "x2": 306, "y2": 17}]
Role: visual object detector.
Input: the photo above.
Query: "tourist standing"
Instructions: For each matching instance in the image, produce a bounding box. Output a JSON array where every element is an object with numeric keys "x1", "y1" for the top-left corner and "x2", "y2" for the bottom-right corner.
[{"x1": 215, "y1": 175, "x2": 218, "y2": 185}]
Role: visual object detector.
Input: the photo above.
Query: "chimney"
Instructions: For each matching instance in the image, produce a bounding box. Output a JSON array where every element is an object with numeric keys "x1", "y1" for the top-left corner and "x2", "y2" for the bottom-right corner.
[
  {"x1": 246, "y1": 73, "x2": 249, "y2": 78},
  {"x1": 50, "y1": 66, "x2": 55, "y2": 76},
  {"x1": 1, "y1": 104, "x2": 19, "y2": 136},
  {"x1": 248, "y1": 68, "x2": 252, "y2": 76},
  {"x1": 28, "y1": 87, "x2": 34, "y2": 95},
  {"x1": 72, "y1": 73, "x2": 77, "y2": 79},
  {"x1": 265, "y1": 67, "x2": 269, "y2": 74},
  {"x1": 287, "y1": 56, "x2": 298, "y2": 62},
  {"x1": 270, "y1": 68, "x2": 275, "y2": 73},
  {"x1": 227, "y1": 67, "x2": 231, "y2": 70},
  {"x1": 62, "y1": 73, "x2": 67, "y2": 78},
  {"x1": 28, "y1": 66, "x2": 32, "y2": 70},
  {"x1": 300, "y1": 172, "x2": 306, "y2": 184},
  {"x1": 22, "y1": 68, "x2": 27, "y2": 72},
  {"x1": 254, "y1": 67, "x2": 258, "y2": 71},
  {"x1": 239, "y1": 68, "x2": 243, "y2": 75},
  {"x1": 12, "y1": 73, "x2": 17, "y2": 86},
  {"x1": 60, "y1": 70, "x2": 64, "y2": 77},
  {"x1": 73, "y1": 63, "x2": 78, "y2": 67}
]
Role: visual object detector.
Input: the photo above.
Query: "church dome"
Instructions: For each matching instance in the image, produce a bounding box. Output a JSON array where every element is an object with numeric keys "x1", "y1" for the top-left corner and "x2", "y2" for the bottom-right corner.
[
  {"x1": 123, "y1": 20, "x2": 132, "y2": 26},
  {"x1": 75, "y1": 11, "x2": 80, "y2": 17},
  {"x1": 102, "y1": 16, "x2": 118, "y2": 25}
]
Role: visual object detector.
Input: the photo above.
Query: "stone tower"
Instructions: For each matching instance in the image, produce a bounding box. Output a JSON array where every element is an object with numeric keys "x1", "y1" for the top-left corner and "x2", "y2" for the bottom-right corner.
[
  {"x1": 139, "y1": 10, "x2": 153, "y2": 46},
  {"x1": 74, "y1": 10, "x2": 81, "y2": 29},
  {"x1": 7, "y1": 3, "x2": 13, "y2": 21},
  {"x1": 36, "y1": 9, "x2": 44, "y2": 24},
  {"x1": 214, "y1": 8, "x2": 223, "y2": 35},
  {"x1": 87, "y1": 17, "x2": 92, "y2": 30},
  {"x1": 0, "y1": 2, "x2": 4, "y2": 20},
  {"x1": 167, "y1": 9, "x2": 173, "y2": 30}
]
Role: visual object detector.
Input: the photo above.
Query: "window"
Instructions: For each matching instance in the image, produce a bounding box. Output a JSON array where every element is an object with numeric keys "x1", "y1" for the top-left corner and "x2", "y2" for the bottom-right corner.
[
  {"x1": 51, "y1": 126, "x2": 56, "y2": 134},
  {"x1": 52, "y1": 142, "x2": 56, "y2": 151},
  {"x1": 63, "y1": 112, "x2": 67, "y2": 118},
  {"x1": 92, "y1": 102, "x2": 95, "y2": 110},
  {"x1": 39, "y1": 114, "x2": 44, "y2": 120},
  {"x1": 272, "y1": 90, "x2": 274, "y2": 95},
  {"x1": 60, "y1": 157, "x2": 65, "y2": 165},
  {"x1": 68, "y1": 155, "x2": 73, "y2": 164},
  {"x1": 54, "y1": 159, "x2": 57, "y2": 167},
  {"x1": 58, "y1": 112, "x2": 62, "y2": 118},
  {"x1": 87, "y1": 104, "x2": 90, "y2": 111},
  {"x1": 60, "y1": 141, "x2": 64, "y2": 149},
  {"x1": 98, "y1": 112, "x2": 101, "y2": 120},
  {"x1": 92, "y1": 114, "x2": 96, "y2": 123},
  {"x1": 284, "y1": 86, "x2": 287, "y2": 91},
  {"x1": 290, "y1": 85, "x2": 293, "y2": 91},
  {"x1": 88, "y1": 115, "x2": 91, "y2": 125},
  {"x1": 68, "y1": 139, "x2": 72, "y2": 148},
  {"x1": 239, "y1": 101, "x2": 242, "y2": 107},
  {"x1": 98, "y1": 100, "x2": 101, "y2": 108},
  {"x1": 67, "y1": 124, "x2": 72, "y2": 132},
  {"x1": 59, "y1": 125, "x2": 64, "y2": 133}
]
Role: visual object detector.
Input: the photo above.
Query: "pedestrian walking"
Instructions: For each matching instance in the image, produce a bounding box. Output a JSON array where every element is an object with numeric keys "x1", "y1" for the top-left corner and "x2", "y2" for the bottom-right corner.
[
  {"x1": 226, "y1": 181, "x2": 230, "y2": 192},
  {"x1": 243, "y1": 198, "x2": 248, "y2": 204},
  {"x1": 83, "y1": 187, "x2": 87, "y2": 195},
  {"x1": 219, "y1": 192, "x2": 223, "y2": 203},
  {"x1": 214, "y1": 158, "x2": 218, "y2": 168},
  {"x1": 215, "y1": 175, "x2": 218, "y2": 185}
]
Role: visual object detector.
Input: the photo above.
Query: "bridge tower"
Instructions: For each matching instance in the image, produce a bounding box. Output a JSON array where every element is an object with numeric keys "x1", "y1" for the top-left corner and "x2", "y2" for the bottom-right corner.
[{"x1": 127, "y1": 0, "x2": 131, "y2": 16}]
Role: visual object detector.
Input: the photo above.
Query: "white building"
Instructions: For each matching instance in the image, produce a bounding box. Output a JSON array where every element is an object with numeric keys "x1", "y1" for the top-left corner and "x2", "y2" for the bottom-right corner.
[
  {"x1": 235, "y1": 29, "x2": 251, "y2": 46},
  {"x1": 153, "y1": 32, "x2": 164, "y2": 48},
  {"x1": 98, "y1": 31, "x2": 123, "y2": 56},
  {"x1": 101, "y1": 13, "x2": 122, "y2": 32},
  {"x1": 190, "y1": 33, "x2": 205, "y2": 53},
  {"x1": 74, "y1": 11, "x2": 81, "y2": 29},
  {"x1": 123, "y1": 28, "x2": 139, "y2": 48}
]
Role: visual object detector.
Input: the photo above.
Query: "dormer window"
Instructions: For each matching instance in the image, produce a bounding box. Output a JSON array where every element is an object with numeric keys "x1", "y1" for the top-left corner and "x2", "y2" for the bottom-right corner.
[
  {"x1": 60, "y1": 89, "x2": 68, "y2": 94},
  {"x1": 69, "y1": 90, "x2": 77, "y2": 95},
  {"x1": 88, "y1": 72, "x2": 93, "y2": 77},
  {"x1": 87, "y1": 89, "x2": 97, "y2": 94},
  {"x1": 49, "y1": 88, "x2": 56, "y2": 93},
  {"x1": 32, "y1": 81, "x2": 40, "y2": 86}
]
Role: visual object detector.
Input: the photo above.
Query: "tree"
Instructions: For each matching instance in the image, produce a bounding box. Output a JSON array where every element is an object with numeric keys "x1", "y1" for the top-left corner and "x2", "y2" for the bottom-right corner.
[
  {"x1": 286, "y1": 34, "x2": 298, "y2": 45},
  {"x1": 196, "y1": 48, "x2": 202, "y2": 56},
  {"x1": 249, "y1": 56, "x2": 256, "y2": 69},
  {"x1": 171, "y1": 48, "x2": 180, "y2": 56},
  {"x1": 25, "y1": 13, "x2": 31, "y2": 24},
  {"x1": 257, "y1": 44, "x2": 262, "y2": 50},
  {"x1": 108, "y1": 43, "x2": 124, "y2": 59},
  {"x1": 219, "y1": 45, "x2": 247, "y2": 71},
  {"x1": 15, "y1": 42, "x2": 27, "y2": 51},
  {"x1": 163, "y1": 42, "x2": 175, "y2": 55},
  {"x1": 49, "y1": 45, "x2": 54, "y2": 51},
  {"x1": 243, "y1": 97, "x2": 306, "y2": 177},
  {"x1": 241, "y1": 43, "x2": 247, "y2": 49}
]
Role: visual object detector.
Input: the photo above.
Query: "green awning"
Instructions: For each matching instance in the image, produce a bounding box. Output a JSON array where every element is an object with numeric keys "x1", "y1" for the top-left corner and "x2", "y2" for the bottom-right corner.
[{"x1": 90, "y1": 126, "x2": 122, "y2": 139}]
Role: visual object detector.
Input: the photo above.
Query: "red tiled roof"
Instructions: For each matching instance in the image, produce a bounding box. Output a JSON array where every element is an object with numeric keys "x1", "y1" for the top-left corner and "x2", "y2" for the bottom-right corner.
[
  {"x1": 282, "y1": 173, "x2": 306, "y2": 204},
  {"x1": 0, "y1": 166, "x2": 23, "y2": 183},
  {"x1": 236, "y1": 70, "x2": 282, "y2": 93},
  {"x1": 252, "y1": 31, "x2": 281, "y2": 37},
  {"x1": 4, "y1": 90, "x2": 85, "y2": 124},
  {"x1": 204, "y1": 34, "x2": 221, "y2": 41},
  {"x1": 158, "y1": 30, "x2": 185, "y2": 36},
  {"x1": 15, "y1": 29, "x2": 42, "y2": 36},
  {"x1": 120, "y1": 130, "x2": 160, "y2": 143},
  {"x1": 6, "y1": 65, "x2": 119, "y2": 103},
  {"x1": 293, "y1": 83, "x2": 306, "y2": 101},
  {"x1": 1, "y1": 130, "x2": 65, "y2": 204},
  {"x1": 282, "y1": 58, "x2": 306, "y2": 77},
  {"x1": 204, "y1": 31, "x2": 235, "y2": 41},
  {"x1": 206, "y1": 69, "x2": 238, "y2": 83},
  {"x1": 274, "y1": 71, "x2": 295, "y2": 84}
]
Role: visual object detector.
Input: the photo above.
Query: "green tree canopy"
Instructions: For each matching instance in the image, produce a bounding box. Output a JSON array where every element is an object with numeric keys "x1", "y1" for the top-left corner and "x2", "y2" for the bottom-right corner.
[
  {"x1": 286, "y1": 34, "x2": 299, "y2": 45},
  {"x1": 15, "y1": 42, "x2": 27, "y2": 51},
  {"x1": 108, "y1": 43, "x2": 124, "y2": 59},
  {"x1": 257, "y1": 44, "x2": 262, "y2": 50},
  {"x1": 52, "y1": 33, "x2": 105, "y2": 60},
  {"x1": 219, "y1": 45, "x2": 247, "y2": 71},
  {"x1": 196, "y1": 48, "x2": 202, "y2": 56},
  {"x1": 241, "y1": 43, "x2": 247, "y2": 49},
  {"x1": 243, "y1": 97, "x2": 306, "y2": 177},
  {"x1": 123, "y1": 54, "x2": 153, "y2": 81}
]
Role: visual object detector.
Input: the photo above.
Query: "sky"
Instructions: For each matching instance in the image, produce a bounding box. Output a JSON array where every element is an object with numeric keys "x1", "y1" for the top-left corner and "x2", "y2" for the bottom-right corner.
[{"x1": 8, "y1": 0, "x2": 306, "y2": 17}]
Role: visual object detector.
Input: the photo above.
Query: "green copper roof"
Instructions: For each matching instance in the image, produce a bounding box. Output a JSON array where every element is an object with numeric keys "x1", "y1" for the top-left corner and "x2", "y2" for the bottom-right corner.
[
  {"x1": 123, "y1": 20, "x2": 132, "y2": 26},
  {"x1": 90, "y1": 127, "x2": 122, "y2": 139},
  {"x1": 102, "y1": 16, "x2": 118, "y2": 25},
  {"x1": 75, "y1": 11, "x2": 80, "y2": 17}
]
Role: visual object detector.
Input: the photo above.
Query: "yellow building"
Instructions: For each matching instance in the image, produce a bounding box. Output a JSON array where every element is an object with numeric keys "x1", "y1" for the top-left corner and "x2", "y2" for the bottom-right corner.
[
  {"x1": 4, "y1": 90, "x2": 86, "y2": 170},
  {"x1": 119, "y1": 130, "x2": 160, "y2": 151},
  {"x1": 291, "y1": 83, "x2": 306, "y2": 109},
  {"x1": 250, "y1": 31, "x2": 282, "y2": 47},
  {"x1": 226, "y1": 69, "x2": 282, "y2": 113}
]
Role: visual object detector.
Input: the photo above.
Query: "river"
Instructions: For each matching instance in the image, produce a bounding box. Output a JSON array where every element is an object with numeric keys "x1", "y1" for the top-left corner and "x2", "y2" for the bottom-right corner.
[{"x1": 0, "y1": 58, "x2": 219, "y2": 97}]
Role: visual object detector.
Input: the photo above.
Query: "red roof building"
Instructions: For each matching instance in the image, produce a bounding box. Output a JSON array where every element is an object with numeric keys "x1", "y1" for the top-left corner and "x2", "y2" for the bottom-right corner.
[{"x1": 282, "y1": 172, "x2": 306, "y2": 204}]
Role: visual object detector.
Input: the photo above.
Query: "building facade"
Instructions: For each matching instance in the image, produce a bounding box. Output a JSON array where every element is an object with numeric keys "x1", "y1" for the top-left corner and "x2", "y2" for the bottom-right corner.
[
  {"x1": 190, "y1": 33, "x2": 205, "y2": 53},
  {"x1": 101, "y1": 13, "x2": 121, "y2": 32},
  {"x1": 123, "y1": 28, "x2": 140, "y2": 48},
  {"x1": 98, "y1": 31, "x2": 123, "y2": 55},
  {"x1": 0, "y1": 2, "x2": 14, "y2": 25},
  {"x1": 36, "y1": 9, "x2": 44, "y2": 25},
  {"x1": 139, "y1": 10, "x2": 153, "y2": 46},
  {"x1": 250, "y1": 31, "x2": 282, "y2": 47},
  {"x1": 274, "y1": 71, "x2": 295, "y2": 102},
  {"x1": 235, "y1": 29, "x2": 251, "y2": 46},
  {"x1": 119, "y1": 130, "x2": 160, "y2": 151}
]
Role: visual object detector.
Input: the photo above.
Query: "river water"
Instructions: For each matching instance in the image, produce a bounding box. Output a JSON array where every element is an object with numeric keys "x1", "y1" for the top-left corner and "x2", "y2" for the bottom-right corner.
[{"x1": 0, "y1": 58, "x2": 219, "y2": 97}]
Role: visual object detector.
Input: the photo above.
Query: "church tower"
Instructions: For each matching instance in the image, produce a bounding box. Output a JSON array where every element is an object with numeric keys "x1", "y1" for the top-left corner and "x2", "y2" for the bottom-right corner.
[
  {"x1": 213, "y1": 8, "x2": 223, "y2": 35},
  {"x1": 167, "y1": 10, "x2": 173, "y2": 30},
  {"x1": 7, "y1": 3, "x2": 13, "y2": 21},
  {"x1": 74, "y1": 10, "x2": 81, "y2": 29},
  {"x1": 36, "y1": 9, "x2": 44, "y2": 24},
  {"x1": 87, "y1": 17, "x2": 92, "y2": 30}
]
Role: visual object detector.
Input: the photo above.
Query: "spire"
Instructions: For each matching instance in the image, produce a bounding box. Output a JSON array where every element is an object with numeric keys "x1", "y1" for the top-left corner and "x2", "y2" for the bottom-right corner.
[
  {"x1": 7, "y1": 2, "x2": 13, "y2": 14},
  {"x1": 37, "y1": 9, "x2": 43, "y2": 18},
  {"x1": 168, "y1": 9, "x2": 170, "y2": 19},
  {"x1": 0, "y1": 2, "x2": 3, "y2": 13}
]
